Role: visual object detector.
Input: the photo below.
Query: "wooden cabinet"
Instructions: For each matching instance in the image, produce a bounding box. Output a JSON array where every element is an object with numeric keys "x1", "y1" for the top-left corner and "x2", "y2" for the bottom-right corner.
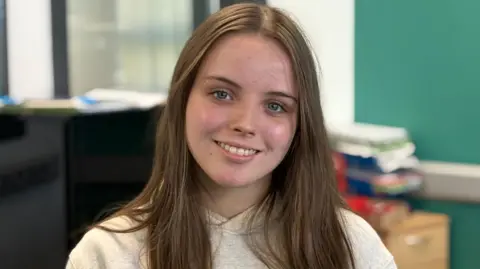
[{"x1": 384, "y1": 212, "x2": 449, "y2": 269}]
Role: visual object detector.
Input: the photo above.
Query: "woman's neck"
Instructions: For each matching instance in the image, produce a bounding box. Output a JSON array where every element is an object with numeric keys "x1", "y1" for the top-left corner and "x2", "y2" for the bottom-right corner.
[
  {"x1": 197, "y1": 171, "x2": 271, "y2": 219},
  {"x1": 202, "y1": 187, "x2": 266, "y2": 218}
]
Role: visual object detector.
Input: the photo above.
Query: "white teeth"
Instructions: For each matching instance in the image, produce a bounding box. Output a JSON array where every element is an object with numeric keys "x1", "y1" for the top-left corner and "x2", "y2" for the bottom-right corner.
[{"x1": 218, "y1": 142, "x2": 257, "y2": 156}]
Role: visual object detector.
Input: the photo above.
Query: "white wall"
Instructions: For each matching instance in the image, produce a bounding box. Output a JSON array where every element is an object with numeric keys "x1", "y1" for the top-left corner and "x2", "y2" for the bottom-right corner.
[
  {"x1": 268, "y1": 0, "x2": 355, "y2": 126},
  {"x1": 6, "y1": 0, "x2": 54, "y2": 100}
]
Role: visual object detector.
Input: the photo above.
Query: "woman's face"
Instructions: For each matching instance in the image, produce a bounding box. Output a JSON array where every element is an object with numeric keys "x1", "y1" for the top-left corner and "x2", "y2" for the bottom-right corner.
[{"x1": 185, "y1": 33, "x2": 298, "y2": 190}]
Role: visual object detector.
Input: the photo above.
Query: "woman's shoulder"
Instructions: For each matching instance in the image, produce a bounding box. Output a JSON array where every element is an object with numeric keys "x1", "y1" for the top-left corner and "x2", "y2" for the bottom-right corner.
[
  {"x1": 66, "y1": 216, "x2": 148, "y2": 269},
  {"x1": 339, "y1": 209, "x2": 397, "y2": 269}
]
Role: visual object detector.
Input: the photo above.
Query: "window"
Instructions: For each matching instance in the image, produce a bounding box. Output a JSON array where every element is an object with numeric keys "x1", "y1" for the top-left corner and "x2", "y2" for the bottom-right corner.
[
  {"x1": 0, "y1": 0, "x2": 7, "y2": 95},
  {"x1": 67, "y1": 0, "x2": 194, "y2": 96}
]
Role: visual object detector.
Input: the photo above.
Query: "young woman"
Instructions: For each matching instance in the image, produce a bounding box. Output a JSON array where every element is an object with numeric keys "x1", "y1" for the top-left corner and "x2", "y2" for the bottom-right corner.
[{"x1": 67, "y1": 3, "x2": 396, "y2": 269}]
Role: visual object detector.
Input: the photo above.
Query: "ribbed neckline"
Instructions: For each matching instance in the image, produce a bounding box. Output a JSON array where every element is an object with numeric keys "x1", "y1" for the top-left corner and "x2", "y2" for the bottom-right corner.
[
  {"x1": 206, "y1": 205, "x2": 255, "y2": 234},
  {"x1": 206, "y1": 198, "x2": 280, "y2": 234},
  {"x1": 205, "y1": 204, "x2": 273, "y2": 234}
]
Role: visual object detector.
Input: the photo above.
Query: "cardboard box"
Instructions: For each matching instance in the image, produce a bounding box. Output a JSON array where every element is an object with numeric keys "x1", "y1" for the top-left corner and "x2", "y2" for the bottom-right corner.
[{"x1": 366, "y1": 199, "x2": 410, "y2": 235}]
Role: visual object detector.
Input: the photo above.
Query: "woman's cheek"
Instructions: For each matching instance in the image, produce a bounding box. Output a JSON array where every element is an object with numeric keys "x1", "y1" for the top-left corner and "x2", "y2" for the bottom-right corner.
[{"x1": 266, "y1": 122, "x2": 294, "y2": 148}]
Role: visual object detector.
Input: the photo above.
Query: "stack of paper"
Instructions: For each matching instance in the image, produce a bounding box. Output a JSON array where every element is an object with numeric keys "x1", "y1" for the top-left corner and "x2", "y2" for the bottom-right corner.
[{"x1": 328, "y1": 123, "x2": 423, "y2": 197}]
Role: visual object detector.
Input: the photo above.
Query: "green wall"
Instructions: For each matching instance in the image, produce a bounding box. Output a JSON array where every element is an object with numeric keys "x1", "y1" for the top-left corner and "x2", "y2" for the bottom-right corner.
[
  {"x1": 355, "y1": 1, "x2": 480, "y2": 268},
  {"x1": 355, "y1": 0, "x2": 480, "y2": 164}
]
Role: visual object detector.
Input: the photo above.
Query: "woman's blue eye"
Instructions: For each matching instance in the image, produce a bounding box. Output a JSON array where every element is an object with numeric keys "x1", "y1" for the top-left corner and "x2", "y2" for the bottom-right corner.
[
  {"x1": 267, "y1": 102, "x2": 284, "y2": 113},
  {"x1": 213, "y1": 90, "x2": 231, "y2": 100}
]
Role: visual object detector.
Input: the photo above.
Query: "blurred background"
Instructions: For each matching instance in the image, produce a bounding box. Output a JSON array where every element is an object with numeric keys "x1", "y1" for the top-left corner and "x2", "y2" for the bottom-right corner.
[{"x1": 0, "y1": 0, "x2": 479, "y2": 268}]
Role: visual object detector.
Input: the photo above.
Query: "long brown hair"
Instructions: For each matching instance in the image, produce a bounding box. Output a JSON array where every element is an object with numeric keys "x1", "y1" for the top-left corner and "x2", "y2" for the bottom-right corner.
[{"x1": 98, "y1": 3, "x2": 355, "y2": 269}]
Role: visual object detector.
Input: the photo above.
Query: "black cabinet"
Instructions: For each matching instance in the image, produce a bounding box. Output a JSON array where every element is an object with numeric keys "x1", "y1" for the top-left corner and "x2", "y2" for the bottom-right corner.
[
  {"x1": 66, "y1": 109, "x2": 156, "y2": 248},
  {"x1": 0, "y1": 108, "x2": 158, "y2": 268},
  {"x1": 0, "y1": 115, "x2": 67, "y2": 269}
]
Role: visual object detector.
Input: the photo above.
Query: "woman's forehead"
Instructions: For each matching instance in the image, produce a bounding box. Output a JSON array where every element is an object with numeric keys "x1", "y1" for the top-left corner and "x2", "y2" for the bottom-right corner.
[{"x1": 197, "y1": 33, "x2": 296, "y2": 96}]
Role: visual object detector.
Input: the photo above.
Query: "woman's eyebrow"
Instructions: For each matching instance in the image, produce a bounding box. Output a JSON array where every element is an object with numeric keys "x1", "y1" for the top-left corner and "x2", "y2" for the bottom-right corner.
[
  {"x1": 204, "y1": 75, "x2": 241, "y2": 88},
  {"x1": 265, "y1": 91, "x2": 297, "y2": 103}
]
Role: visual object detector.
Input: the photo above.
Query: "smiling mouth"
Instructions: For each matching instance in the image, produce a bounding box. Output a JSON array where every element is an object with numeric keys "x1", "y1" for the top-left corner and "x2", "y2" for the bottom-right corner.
[{"x1": 214, "y1": 141, "x2": 260, "y2": 157}]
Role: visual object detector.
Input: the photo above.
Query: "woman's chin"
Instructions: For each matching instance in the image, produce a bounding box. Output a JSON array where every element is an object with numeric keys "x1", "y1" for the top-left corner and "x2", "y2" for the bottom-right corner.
[
  {"x1": 210, "y1": 176, "x2": 252, "y2": 188},
  {"x1": 207, "y1": 172, "x2": 271, "y2": 190}
]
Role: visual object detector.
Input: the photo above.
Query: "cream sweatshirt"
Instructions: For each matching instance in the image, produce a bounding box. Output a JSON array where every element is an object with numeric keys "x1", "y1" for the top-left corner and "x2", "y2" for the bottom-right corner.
[{"x1": 66, "y1": 209, "x2": 397, "y2": 269}]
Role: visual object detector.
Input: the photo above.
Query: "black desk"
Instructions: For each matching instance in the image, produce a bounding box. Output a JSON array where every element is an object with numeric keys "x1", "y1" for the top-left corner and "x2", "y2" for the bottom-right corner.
[
  {"x1": 0, "y1": 108, "x2": 157, "y2": 269},
  {"x1": 0, "y1": 115, "x2": 67, "y2": 269}
]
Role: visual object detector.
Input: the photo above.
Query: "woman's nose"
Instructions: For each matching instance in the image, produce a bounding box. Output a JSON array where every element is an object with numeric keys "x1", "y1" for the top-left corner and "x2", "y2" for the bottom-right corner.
[{"x1": 229, "y1": 104, "x2": 257, "y2": 137}]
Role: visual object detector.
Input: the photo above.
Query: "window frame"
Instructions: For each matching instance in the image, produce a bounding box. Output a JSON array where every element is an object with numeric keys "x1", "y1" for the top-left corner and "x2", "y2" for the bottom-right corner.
[
  {"x1": 0, "y1": 0, "x2": 8, "y2": 95},
  {"x1": 220, "y1": 0, "x2": 265, "y2": 8},
  {"x1": 50, "y1": 0, "x2": 264, "y2": 98}
]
